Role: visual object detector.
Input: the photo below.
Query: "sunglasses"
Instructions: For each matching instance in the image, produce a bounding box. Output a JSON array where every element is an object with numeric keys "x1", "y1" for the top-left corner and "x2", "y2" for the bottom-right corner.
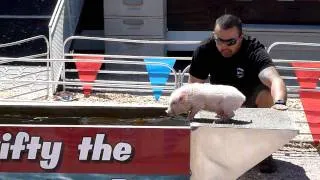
[{"x1": 213, "y1": 36, "x2": 241, "y2": 46}]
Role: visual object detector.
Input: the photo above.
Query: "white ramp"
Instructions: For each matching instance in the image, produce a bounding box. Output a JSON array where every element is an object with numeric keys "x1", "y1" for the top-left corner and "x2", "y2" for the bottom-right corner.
[{"x1": 190, "y1": 108, "x2": 298, "y2": 180}]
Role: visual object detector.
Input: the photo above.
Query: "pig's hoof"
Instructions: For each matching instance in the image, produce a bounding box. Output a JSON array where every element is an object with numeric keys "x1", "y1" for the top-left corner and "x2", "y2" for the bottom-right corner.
[
  {"x1": 215, "y1": 114, "x2": 221, "y2": 118},
  {"x1": 186, "y1": 117, "x2": 193, "y2": 121},
  {"x1": 215, "y1": 114, "x2": 227, "y2": 119}
]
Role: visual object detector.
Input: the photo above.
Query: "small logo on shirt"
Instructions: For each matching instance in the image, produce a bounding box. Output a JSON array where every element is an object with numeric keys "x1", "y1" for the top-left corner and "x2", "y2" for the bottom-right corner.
[{"x1": 236, "y1": 67, "x2": 244, "y2": 78}]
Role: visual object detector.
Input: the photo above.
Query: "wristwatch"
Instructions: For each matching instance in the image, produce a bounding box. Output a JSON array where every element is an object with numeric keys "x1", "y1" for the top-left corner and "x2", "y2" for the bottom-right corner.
[{"x1": 274, "y1": 99, "x2": 286, "y2": 105}]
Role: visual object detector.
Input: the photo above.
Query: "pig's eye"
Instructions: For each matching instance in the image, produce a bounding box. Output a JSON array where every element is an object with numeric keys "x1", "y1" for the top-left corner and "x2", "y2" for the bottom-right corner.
[{"x1": 172, "y1": 101, "x2": 177, "y2": 105}]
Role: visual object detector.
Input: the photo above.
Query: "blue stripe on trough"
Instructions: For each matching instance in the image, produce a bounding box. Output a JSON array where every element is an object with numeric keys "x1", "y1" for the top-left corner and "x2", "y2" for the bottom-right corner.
[{"x1": 144, "y1": 58, "x2": 176, "y2": 101}]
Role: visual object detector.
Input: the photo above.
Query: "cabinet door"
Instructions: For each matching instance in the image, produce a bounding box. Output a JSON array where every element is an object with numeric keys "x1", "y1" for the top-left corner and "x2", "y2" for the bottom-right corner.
[
  {"x1": 104, "y1": 0, "x2": 166, "y2": 17},
  {"x1": 104, "y1": 18, "x2": 165, "y2": 37}
]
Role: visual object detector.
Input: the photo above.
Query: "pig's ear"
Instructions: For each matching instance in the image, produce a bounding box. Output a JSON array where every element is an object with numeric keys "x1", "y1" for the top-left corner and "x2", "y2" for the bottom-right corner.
[{"x1": 178, "y1": 91, "x2": 187, "y2": 102}]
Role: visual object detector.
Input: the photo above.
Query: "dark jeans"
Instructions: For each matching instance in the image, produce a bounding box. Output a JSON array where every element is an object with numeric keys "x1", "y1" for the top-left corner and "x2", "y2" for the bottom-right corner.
[{"x1": 242, "y1": 84, "x2": 270, "y2": 108}]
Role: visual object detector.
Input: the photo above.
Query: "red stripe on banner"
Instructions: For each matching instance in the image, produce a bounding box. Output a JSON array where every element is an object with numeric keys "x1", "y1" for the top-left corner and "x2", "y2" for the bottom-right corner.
[
  {"x1": 74, "y1": 56, "x2": 103, "y2": 96},
  {"x1": 0, "y1": 127, "x2": 190, "y2": 175},
  {"x1": 291, "y1": 62, "x2": 320, "y2": 144}
]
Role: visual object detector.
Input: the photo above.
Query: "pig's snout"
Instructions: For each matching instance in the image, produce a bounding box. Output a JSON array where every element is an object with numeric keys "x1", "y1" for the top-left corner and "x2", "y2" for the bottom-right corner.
[{"x1": 166, "y1": 108, "x2": 174, "y2": 116}]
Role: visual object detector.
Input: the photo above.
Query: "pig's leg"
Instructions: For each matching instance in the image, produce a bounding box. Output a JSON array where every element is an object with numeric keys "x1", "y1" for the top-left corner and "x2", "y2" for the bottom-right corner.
[
  {"x1": 215, "y1": 109, "x2": 225, "y2": 119},
  {"x1": 222, "y1": 111, "x2": 235, "y2": 119},
  {"x1": 215, "y1": 111, "x2": 234, "y2": 120},
  {"x1": 220, "y1": 100, "x2": 237, "y2": 120},
  {"x1": 187, "y1": 108, "x2": 199, "y2": 120}
]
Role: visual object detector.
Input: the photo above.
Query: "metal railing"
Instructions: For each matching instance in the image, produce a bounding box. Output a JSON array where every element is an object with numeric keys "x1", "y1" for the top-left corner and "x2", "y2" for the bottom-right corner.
[
  {"x1": 0, "y1": 57, "x2": 51, "y2": 100},
  {"x1": 267, "y1": 42, "x2": 320, "y2": 94},
  {"x1": 0, "y1": 35, "x2": 49, "y2": 59},
  {"x1": 62, "y1": 36, "x2": 200, "y2": 93},
  {"x1": 48, "y1": 0, "x2": 84, "y2": 93},
  {"x1": 267, "y1": 42, "x2": 320, "y2": 54},
  {"x1": 180, "y1": 64, "x2": 320, "y2": 91},
  {"x1": 0, "y1": 57, "x2": 176, "y2": 100},
  {"x1": 0, "y1": 35, "x2": 51, "y2": 99},
  {"x1": 66, "y1": 55, "x2": 178, "y2": 93},
  {"x1": 1, "y1": 37, "x2": 320, "y2": 101}
]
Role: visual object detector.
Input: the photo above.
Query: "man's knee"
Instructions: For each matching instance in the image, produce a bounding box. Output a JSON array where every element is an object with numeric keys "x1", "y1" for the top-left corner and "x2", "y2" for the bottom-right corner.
[{"x1": 255, "y1": 89, "x2": 273, "y2": 108}]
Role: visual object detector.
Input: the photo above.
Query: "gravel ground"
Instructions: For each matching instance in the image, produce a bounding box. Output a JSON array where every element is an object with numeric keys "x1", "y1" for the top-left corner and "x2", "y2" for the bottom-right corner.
[
  {"x1": 239, "y1": 142, "x2": 320, "y2": 180},
  {"x1": 71, "y1": 92, "x2": 171, "y2": 105},
  {"x1": 58, "y1": 91, "x2": 302, "y2": 107}
]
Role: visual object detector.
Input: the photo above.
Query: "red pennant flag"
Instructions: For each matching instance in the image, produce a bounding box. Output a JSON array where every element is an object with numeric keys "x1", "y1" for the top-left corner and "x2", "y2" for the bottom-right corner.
[
  {"x1": 74, "y1": 56, "x2": 103, "y2": 96},
  {"x1": 291, "y1": 62, "x2": 320, "y2": 144}
]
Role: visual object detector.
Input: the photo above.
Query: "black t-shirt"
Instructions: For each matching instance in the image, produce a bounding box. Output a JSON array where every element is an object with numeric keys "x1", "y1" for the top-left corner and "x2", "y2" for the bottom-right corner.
[{"x1": 189, "y1": 35, "x2": 274, "y2": 97}]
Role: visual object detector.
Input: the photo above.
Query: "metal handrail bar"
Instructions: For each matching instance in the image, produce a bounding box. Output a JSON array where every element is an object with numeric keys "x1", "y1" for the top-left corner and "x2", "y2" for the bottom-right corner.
[
  {"x1": 20, "y1": 53, "x2": 49, "y2": 59},
  {"x1": 67, "y1": 87, "x2": 174, "y2": 93},
  {"x1": 65, "y1": 53, "x2": 193, "y2": 61},
  {"x1": 177, "y1": 74, "x2": 318, "y2": 80},
  {"x1": 66, "y1": 70, "x2": 149, "y2": 75},
  {"x1": 0, "y1": 35, "x2": 49, "y2": 53},
  {"x1": 64, "y1": 79, "x2": 176, "y2": 85},
  {"x1": 0, "y1": 79, "x2": 174, "y2": 89},
  {"x1": 287, "y1": 87, "x2": 320, "y2": 92},
  {"x1": 267, "y1": 42, "x2": 320, "y2": 54},
  {"x1": 65, "y1": 69, "x2": 176, "y2": 76},
  {"x1": 180, "y1": 64, "x2": 320, "y2": 85},
  {"x1": 0, "y1": 57, "x2": 183, "y2": 64},
  {"x1": 64, "y1": 36, "x2": 201, "y2": 46},
  {"x1": 65, "y1": 84, "x2": 174, "y2": 90},
  {"x1": 273, "y1": 59, "x2": 320, "y2": 63},
  {"x1": 275, "y1": 66, "x2": 320, "y2": 71},
  {"x1": 281, "y1": 76, "x2": 320, "y2": 80},
  {"x1": 48, "y1": 0, "x2": 64, "y2": 33}
]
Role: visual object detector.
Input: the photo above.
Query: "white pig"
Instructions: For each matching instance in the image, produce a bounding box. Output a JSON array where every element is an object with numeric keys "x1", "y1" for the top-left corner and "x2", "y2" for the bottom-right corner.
[{"x1": 166, "y1": 83, "x2": 246, "y2": 120}]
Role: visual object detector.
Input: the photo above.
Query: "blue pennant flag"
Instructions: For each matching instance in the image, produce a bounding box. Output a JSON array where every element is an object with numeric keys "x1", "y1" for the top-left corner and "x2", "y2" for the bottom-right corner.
[{"x1": 144, "y1": 57, "x2": 176, "y2": 101}]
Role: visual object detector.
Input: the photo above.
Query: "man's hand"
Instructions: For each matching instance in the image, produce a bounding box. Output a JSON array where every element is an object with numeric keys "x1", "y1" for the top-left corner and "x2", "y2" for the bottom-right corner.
[
  {"x1": 271, "y1": 104, "x2": 288, "y2": 111},
  {"x1": 258, "y1": 67, "x2": 288, "y2": 109}
]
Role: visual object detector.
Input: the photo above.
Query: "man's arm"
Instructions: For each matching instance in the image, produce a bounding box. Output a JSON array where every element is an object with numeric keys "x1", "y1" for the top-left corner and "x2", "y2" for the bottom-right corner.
[
  {"x1": 188, "y1": 74, "x2": 206, "y2": 83},
  {"x1": 258, "y1": 66, "x2": 287, "y2": 103}
]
